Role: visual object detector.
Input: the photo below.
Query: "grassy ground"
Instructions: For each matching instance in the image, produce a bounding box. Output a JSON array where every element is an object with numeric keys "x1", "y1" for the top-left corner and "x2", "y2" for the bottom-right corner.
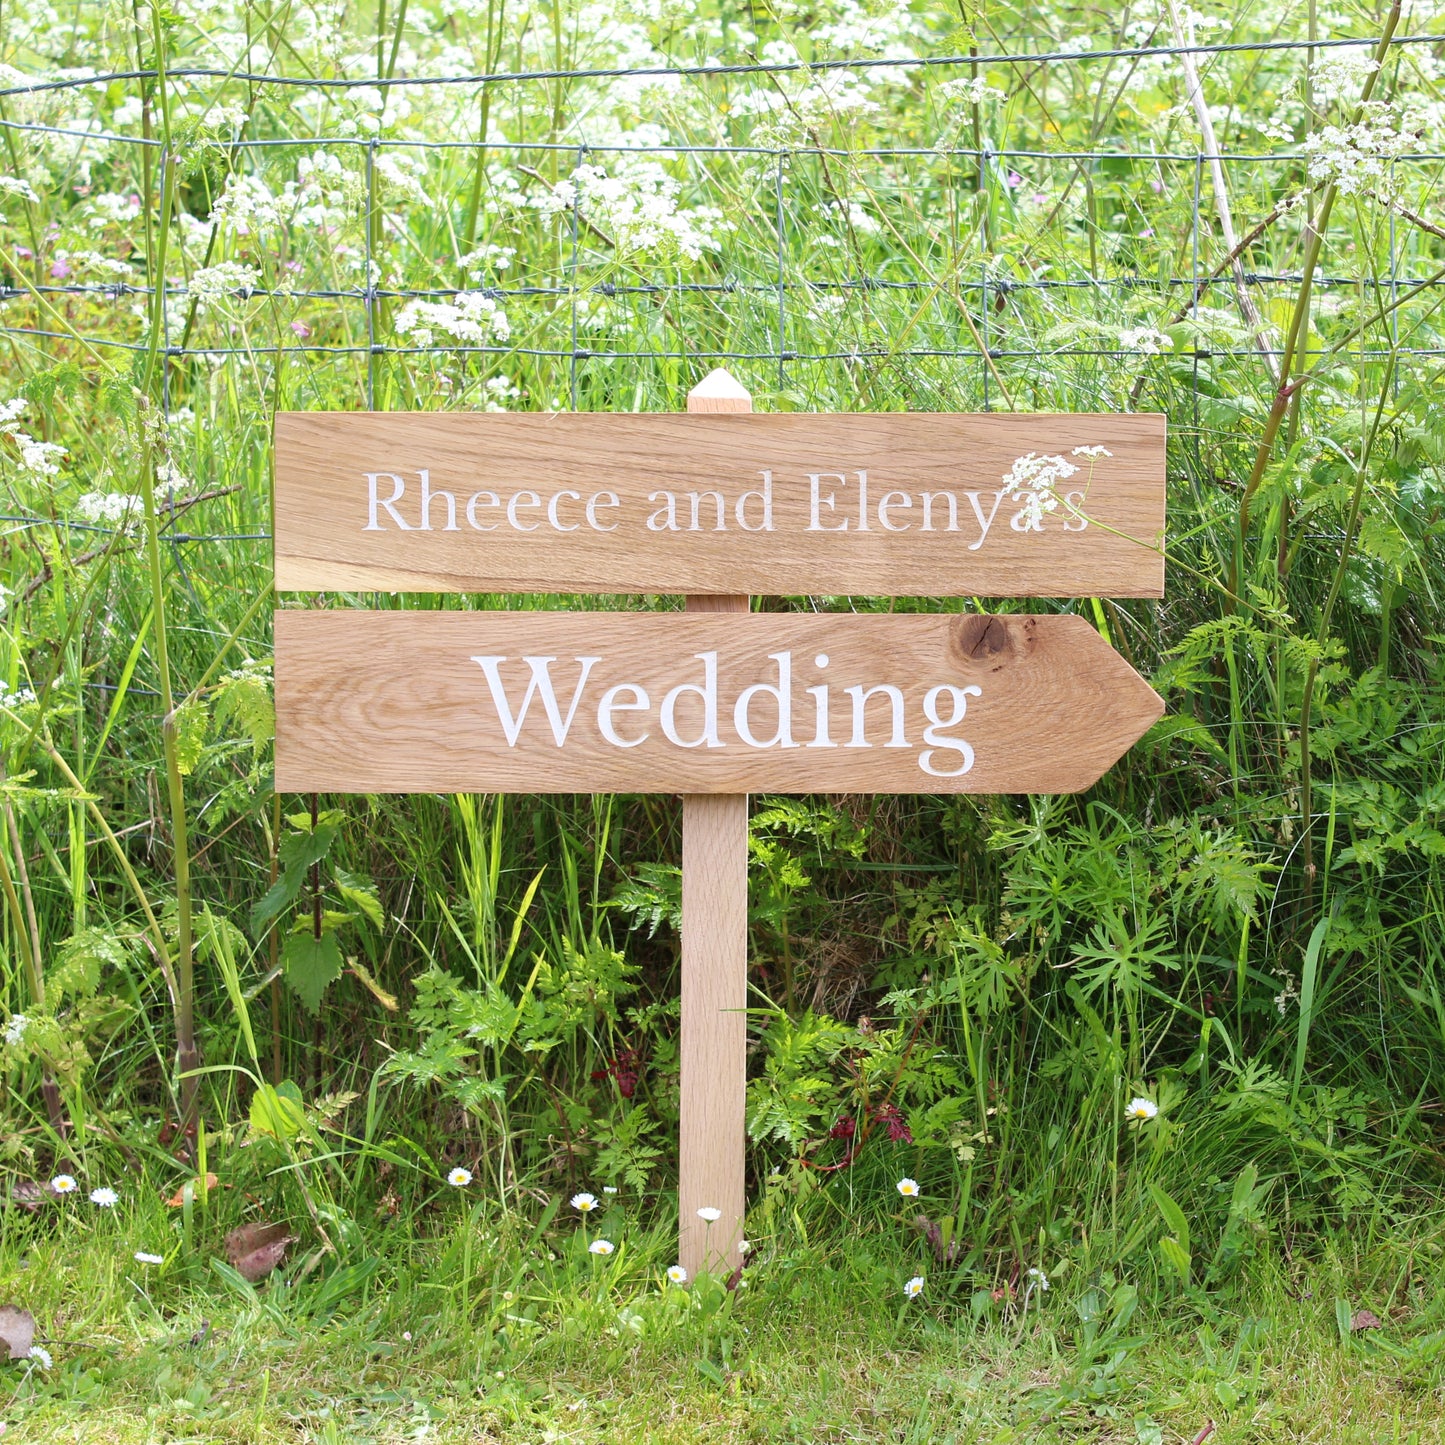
[{"x1": 4, "y1": 1215, "x2": 1445, "y2": 1443}]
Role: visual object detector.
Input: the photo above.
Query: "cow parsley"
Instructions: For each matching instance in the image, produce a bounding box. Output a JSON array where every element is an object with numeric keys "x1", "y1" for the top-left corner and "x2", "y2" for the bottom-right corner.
[{"x1": 393, "y1": 292, "x2": 510, "y2": 347}]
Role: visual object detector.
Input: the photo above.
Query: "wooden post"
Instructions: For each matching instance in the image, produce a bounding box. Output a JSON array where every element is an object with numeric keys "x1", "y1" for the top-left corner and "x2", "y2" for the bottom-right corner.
[{"x1": 678, "y1": 368, "x2": 751, "y2": 1277}]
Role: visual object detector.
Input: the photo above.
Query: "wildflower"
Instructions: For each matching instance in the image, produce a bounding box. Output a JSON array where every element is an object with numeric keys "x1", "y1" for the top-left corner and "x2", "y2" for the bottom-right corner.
[
  {"x1": 602, "y1": 1185, "x2": 619, "y2": 1195},
  {"x1": 290, "y1": 320, "x2": 311, "y2": 338},
  {"x1": 133, "y1": 1251, "x2": 164, "y2": 1265},
  {"x1": 666, "y1": 1264, "x2": 688, "y2": 1285},
  {"x1": 50, "y1": 1174, "x2": 77, "y2": 1194},
  {"x1": 28, "y1": 1344, "x2": 52, "y2": 1369},
  {"x1": 75, "y1": 492, "x2": 139, "y2": 525},
  {"x1": 4, "y1": 1012, "x2": 28, "y2": 1046},
  {"x1": 393, "y1": 292, "x2": 510, "y2": 348},
  {"x1": 1118, "y1": 327, "x2": 1174, "y2": 355},
  {"x1": 570, "y1": 1192, "x2": 598, "y2": 1213},
  {"x1": 1000, "y1": 451, "x2": 1079, "y2": 530},
  {"x1": 588, "y1": 1239, "x2": 615, "y2": 1256},
  {"x1": 1126, "y1": 1097, "x2": 1159, "y2": 1121},
  {"x1": 1026, "y1": 1267, "x2": 1051, "y2": 1291},
  {"x1": 186, "y1": 261, "x2": 261, "y2": 314},
  {"x1": 739, "y1": 1240, "x2": 751, "y2": 1254},
  {"x1": 89, "y1": 1187, "x2": 119, "y2": 1207},
  {"x1": 904, "y1": 1276, "x2": 924, "y2": 1299},
  {"x1": 402, "y1": 1330, "x2": 412, "y2": 1341},
  {"x1": 447, "y1": 1167, "x2": 472, "y2": 1187},
  {"x1": 896, "y1": 1178, "x2": 920, "y2": 1198},
  {"x1": 1071, "y1": 445, "x2": 1113, "y2": 459},
  {"x1": 696, "y1": 1206, "x2": 722, "y2": 1222}
]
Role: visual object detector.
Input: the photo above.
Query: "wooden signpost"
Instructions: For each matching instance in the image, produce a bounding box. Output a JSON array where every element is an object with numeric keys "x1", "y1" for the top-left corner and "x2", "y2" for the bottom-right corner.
[{"x1": 271, "y1": 371, "x2": 1167, "y2": 1278}]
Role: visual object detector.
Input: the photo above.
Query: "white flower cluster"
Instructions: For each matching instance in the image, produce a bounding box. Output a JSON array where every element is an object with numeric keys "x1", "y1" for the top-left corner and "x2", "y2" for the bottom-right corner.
[
  {"x1": 0, "y1": 175, "x2": 39, "y2": 212},
  {"x1": 0, "y1": 680, "x2": 37, "y2": 707},
  {"x1": 1000, "y1": 452, "x2": 1079, "y2": 529},
  {"x1": 460, "y1": 244, "x2": 517, "y2": 277},
  {"x1": 1309, "y1": 49, "x2": 1380, "y2": 106},
  {"x1": 211, "y1": 173, "x2": 289, "y2": 236},
  {"x1": 75, "y1": 490, "x2": 141, "y2": 524},
  {"x1": 186, "y1": 262, "x2": 262, "y2": 313},
  {"x1": 1119, "y1": 327, "x2": 1174, "y2": 354},
  {"x1": 481, "y1": 375, "x2": 521, "y2": 412},
  {"x1": 529, "y1": 162, "x2": 722, "y2": 264},
  {"x1": 732, "y1": 70, "x2": 882, "y2": 141},
  {"x1": 1304, "y1": 102, "x2": 1418, "y2": 196},
  {"x1": 4, "y1": 1012, "x2": 28, "y2": 1045},
  {"x1": 937, "y1": 75, "x2": 1007, "y2": 107},
  {"x1": 393, "y1": 292, "x2": 510, "y2": 347},
  {"x1": 84, "y1": 191, "x2": 143, "y2": 231},
  {"x1": 0, "y1": 396, "x2": 67, "y2": 478}
]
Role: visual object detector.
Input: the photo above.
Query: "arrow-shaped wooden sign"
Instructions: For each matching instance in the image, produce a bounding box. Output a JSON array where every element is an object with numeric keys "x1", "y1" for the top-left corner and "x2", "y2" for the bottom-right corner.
[{"x1": 273, "y1": 610, "x2": 1162, "y2": 795}]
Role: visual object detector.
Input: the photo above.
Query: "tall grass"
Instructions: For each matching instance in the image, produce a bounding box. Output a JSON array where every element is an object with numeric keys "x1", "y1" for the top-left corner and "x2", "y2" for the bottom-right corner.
[{"x1": 0, "y1": 0, "x2": 1442, "y2": 1310}]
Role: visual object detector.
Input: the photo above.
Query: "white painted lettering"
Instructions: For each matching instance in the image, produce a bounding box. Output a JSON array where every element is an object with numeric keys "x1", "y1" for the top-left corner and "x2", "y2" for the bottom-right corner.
[
  {"x1": 878, "y1": 490, "x2": 912, "y2": 532},
  {"x1": 920, "y1": 491, "x2": 959, "y2": 532},
  {"x1": 548, "y1": 489, "x2": 581, "y2": 532},
  {"x1": 465, "y1": 490, "x2": 500, "y2": 530},
  {"x1": 964, "y1": 489, "x2": 1007, "y2": 550},
  {"x1": 365, "y1": 473, "x2": 412, "y2": 531},
  {"x1": 1062, "y1": 490, "x2": 1089, "y2": 531},
  {"x1": 597, "y1": 683, "x2": 650, "y2": 748},
  {"x1": 507, "y1": 490, "x2": 541, "y2": 532},
  {"x1": 736, "y1": 471, "x2": 774, "y2": 532},
  {"x1": 587, "y1": 491, "x2": 620, "y2": 531},
  {"x1": 807, "y1": 473, "x2": 848, "y2": 532},
  {"x1": 734, "y1": 651, "x2": 798, "y2": 749},
  {"x1": 856, "y1": 470, "x2": 870, "y2": 532},
  {"x1": 646, "y1": 491, "x2": 679, "y2": 531},
  {"x1": 845, "y1": 683, "x2": 908, "y2": 748},
  {"x1": 805, "y1": 652, "x2": 835, "y2": 748},
  {"x1": 660, "y1": 651, "x2": 722, "y2": 748},
  {"x1": 686, "y1": 491, "x2": 727, "y2": 532},
  {"x1": 418, "y1": 469, "x2": 458, "y2": 531},
  {"x1": 470, "y1": 655, "x2": 600, "y2": 746},
  {"x1": 920, "y1": 684, "x2": 981, "y2": 776}
]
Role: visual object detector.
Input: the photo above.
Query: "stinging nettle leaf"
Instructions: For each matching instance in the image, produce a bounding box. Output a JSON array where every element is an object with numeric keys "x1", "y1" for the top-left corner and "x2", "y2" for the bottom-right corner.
[{"x1": 283, "y1": 931, "x2": 344, "y2": 1014}]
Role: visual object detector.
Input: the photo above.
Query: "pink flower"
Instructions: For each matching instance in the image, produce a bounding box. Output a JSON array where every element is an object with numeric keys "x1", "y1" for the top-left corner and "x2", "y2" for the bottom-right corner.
[
  {"x1": 50, "y1": 258, "x2": 71, "y2": 279},
  {"x1": 1006, "y1": 170, "x2": 1023, "y2": 188},
  {"x1": 290, "y1": 320, "x2": 311, "y2": 338}
]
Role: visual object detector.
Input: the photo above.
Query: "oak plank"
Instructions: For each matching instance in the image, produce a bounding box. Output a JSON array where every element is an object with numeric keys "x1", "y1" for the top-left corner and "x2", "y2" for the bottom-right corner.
[
  {"x1": 272, "y1": 610, "x2": 1165, "y2": 796},
  {"x1": 273, "y1": 411, "x2": 1165, "y2": 597},
  {"x1": 679, "y1": 368, "x2": 751, "y2": 1279}
]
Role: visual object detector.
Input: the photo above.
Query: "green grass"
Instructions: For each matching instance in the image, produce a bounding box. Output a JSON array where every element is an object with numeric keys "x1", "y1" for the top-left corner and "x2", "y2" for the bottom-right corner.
[
  {"x1": 5, "y1": 1214, "x2": 1445, "y2": 1444},
  {"x1": 4, "y1": 0, "x2": 1445, "y2": 1436}
]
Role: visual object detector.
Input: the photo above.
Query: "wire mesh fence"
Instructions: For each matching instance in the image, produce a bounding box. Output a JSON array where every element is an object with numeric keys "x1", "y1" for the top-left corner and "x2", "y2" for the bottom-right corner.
[{"x1": 1, "y1": 22, "x2": 1442, "y2": 559}]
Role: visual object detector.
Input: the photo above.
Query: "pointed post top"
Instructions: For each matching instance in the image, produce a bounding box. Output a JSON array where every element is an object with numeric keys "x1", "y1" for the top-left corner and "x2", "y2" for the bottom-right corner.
[{"x1": 687, "y1": 368, "x2": 753, "y2": 414}]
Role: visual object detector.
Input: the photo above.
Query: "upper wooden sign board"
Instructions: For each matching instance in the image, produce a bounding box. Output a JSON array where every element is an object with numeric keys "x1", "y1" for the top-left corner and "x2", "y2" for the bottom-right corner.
[{"x1": 274, "y1": 412, "x2": 1165, "y2": 598}]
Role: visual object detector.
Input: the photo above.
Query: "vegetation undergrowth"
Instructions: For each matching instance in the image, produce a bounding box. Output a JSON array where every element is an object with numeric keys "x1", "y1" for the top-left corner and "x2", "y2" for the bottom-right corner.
[{"x1": 1, "y1": 0, "x2": 1445, "y2": 1436}]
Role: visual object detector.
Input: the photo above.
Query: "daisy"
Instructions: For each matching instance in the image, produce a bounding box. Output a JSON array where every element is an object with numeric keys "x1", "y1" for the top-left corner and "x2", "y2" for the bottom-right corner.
[
  {"x1": 90, "y1": 1186, "x2": 119, "y2": 1207},
  {"x1": 28, "y1": 1345, "x2": 52, "y2": 1369},
  {"x1": 588, "y1": 1239, "x2": 615, "y2": 1256},
  {"x1": 134, "y1": 1251, "x2": 164, "y2": 1265},
  {"x1": 896, "y1": 1178, "x2": 920, "y2": 1198},
  {"x1": 666, "y1": 1265, "x2": 688, "y2": 1285},
  {"x1": 570, "y1": 1192, "x2": 598, "y2": 1213},
  {"x1": 696, "y1": 1206, "x2": 721, "y2": 1222},
  {"x1": 50, "y1": 1174, "x2": 77, "y2": 1195},
  {"x1": 904, "y1": 1276, "x2": 924, "y2": 1299},
  {"x1": 1126, "y1": 1098, "x2": 1159, "y2": 1122},
  {"x1": 447, "y1": 1167, "x2": 473, "y2": 1187}
]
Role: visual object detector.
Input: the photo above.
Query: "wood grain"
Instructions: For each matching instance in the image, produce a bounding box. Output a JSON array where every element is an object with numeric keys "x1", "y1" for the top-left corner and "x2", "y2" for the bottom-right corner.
[
  {"x1": 679, "y1": 367, "x2": 751, "y2": 1279},
  {"x1": 273, "y1": 410, "x2": 1165, "y2": 598},
  {"x1": 272, "y1": 609, "x2": 1165, "y2": 796}
]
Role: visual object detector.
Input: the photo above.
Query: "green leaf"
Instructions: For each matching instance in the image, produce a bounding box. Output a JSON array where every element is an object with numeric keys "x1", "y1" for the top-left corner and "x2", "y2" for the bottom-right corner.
[
  {"x1": 214, "y1": 672, "x2": 274, "y2": 749},
  {"x1": 334, "y1": 867, "x2": 383, "y2": 930},
  {"x1": 170, "y1": 697, "x2": 210, "y2": 776},
  {"x1": 283, "y1": 932, "x2": 344, "y2": 1015},
  {"x1": 250, "y1": 1079, "x2": 305, "y2": 1140}
]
